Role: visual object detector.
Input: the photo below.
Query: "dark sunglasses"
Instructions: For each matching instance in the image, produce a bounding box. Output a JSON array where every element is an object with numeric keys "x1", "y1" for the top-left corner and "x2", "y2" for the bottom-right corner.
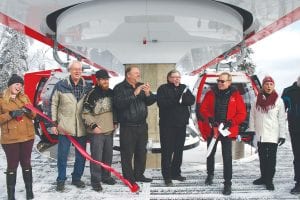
[{"x1": 217, "y1": 79, "x2": 228, "y2": 83}]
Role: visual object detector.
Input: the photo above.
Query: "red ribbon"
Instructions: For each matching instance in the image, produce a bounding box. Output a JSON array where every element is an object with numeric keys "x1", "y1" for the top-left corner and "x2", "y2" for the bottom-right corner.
[{"x1": 25, "y1": 104, "x2": 139, "y2": 193}]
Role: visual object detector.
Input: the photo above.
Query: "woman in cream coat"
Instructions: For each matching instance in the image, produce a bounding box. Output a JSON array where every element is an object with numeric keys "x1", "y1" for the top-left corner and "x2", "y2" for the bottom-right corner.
[{"x1": 248, "y1": 76, "x2": 286, "y2": 191}]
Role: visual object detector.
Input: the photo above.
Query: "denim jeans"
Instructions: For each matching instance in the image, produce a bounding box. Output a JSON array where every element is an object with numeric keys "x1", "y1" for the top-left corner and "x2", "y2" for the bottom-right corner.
[{"x1": 56, "y1": 135, "x2": 87, "y2": 182}]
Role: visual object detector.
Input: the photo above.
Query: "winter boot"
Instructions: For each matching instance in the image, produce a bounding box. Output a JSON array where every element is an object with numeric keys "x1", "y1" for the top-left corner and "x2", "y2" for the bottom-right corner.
[
  {"x1": 22, "y1": 168, "x2": 34, "y2": 199},
  {"x1": 222, "y1": 182, "x2": 232, "y2": 195},
  {"x1": 205, "y1": 174, "x2": 214, "y2": 185},
  {"x1": 290, "y1": 182, "x2": 300, "y2": 195},
  {"x1": 253, "y1": 177, "x2": 265, "y2": 185},
  {"x1": 6, "y1": 171, "x2": 16, "y2": 200},
  {"x1": 265, "y1": 181, "x2": 275, "y2": 190}
]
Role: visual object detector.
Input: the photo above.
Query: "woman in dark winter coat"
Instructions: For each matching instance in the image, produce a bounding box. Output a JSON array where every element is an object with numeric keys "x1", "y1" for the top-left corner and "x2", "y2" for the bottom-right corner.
[
  {"x1": 0, "y1": 74, "x2": 36, "y2": 200},
  {"x1": 248, "y1": 76, "x2": 286, "y2": 191}
]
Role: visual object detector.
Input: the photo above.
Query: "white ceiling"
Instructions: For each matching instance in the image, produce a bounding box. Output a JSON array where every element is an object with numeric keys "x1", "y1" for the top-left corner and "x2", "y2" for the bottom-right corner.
[{"x1": 0, "y1": 0, "x2": 299, "y2": 74}]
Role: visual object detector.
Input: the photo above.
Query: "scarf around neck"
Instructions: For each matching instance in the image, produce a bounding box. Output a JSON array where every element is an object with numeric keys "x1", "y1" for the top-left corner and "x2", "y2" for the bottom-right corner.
[{"x1": 256, "y1": 91, "x2": 278, "y2": 113}]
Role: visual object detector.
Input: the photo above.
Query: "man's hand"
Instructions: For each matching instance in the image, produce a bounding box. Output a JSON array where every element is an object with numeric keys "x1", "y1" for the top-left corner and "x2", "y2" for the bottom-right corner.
[
  {"x1": 114, "y1": 123, "x2": 119, "y2": 130},
  {"x1": 278, "y1": 138, "x2": 285, "y2": 146},
  {"x1": 223, "y1": 120, "x2": 232, "y2": 130},
  {"x1": 9, "y1": 109, "x2": 24, "y2": 118},
  {"x1": 92, "y1": 126, "x2": 102, "y2": 134},
  {"x1": 208, "y1": 117, "x2": 218, "y2": 127},
  {"x1": 142, "y1": 83, "x2": 151, "y2": 96},
  {"x1": 134, "y1": 85, "x2": 144, "y2": 96},
  {"x1": 51, "y1": 127, "x2": 59, "y2": 135}
]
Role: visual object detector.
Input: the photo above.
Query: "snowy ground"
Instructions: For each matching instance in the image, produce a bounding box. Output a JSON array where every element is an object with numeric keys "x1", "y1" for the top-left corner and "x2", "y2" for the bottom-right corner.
[{"x1": 0, "y1": 137, "x2": 299, "y2": 200}]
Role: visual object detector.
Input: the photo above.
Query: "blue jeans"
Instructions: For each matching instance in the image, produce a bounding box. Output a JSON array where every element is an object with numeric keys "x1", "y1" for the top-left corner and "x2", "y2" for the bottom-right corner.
[{"x1": 56, "y1": 135, "x2": 87, "y2": 182}]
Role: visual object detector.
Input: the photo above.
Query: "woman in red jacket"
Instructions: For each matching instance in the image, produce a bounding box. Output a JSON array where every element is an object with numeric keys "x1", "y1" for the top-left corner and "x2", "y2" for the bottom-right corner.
[
  {"x1": 199, "y1": 72, "x2": 246, "y2": 195},
  {"x1": 0, "y1": 74, "x2": 36, "y2": 200}
]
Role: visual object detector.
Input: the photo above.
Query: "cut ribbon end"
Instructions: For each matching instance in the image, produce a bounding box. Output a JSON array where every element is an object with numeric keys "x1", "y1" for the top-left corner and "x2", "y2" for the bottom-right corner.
[{"x1": 130, "y1": 183, "x2": 140, "y2": 193}]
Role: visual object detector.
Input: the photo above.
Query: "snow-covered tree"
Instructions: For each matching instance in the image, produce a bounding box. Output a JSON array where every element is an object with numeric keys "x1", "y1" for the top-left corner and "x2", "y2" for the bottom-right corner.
[
  {"x1": 237, "y1": 47, "x2": 256, "y2": 75},
  {"x1": 0, "y1": 26, "x2": 29, "y2": 91},
  {"x1": 27, "y1": 45, "x2": 53, "y2": 71}
]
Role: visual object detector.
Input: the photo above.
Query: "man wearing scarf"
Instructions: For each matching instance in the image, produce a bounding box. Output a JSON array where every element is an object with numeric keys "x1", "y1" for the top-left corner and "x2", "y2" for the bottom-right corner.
[
  {"x1": 282, "y1": 76, "x2": 300, "y2": 194},
  {"x1": 248, "y1": 76, "x2": 286, "y2": 191}
]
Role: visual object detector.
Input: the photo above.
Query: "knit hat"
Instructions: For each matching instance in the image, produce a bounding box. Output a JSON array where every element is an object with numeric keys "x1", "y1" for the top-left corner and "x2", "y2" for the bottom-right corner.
[
  {"x1": 262, "y1": 76, "x2": 274, "y2": 85},
  {"x1": 8, "y1": 74, "x2": 24, "y2": 87},
  {"x1": 95, "y1": 70, "x2": 110, "y2": 79}
]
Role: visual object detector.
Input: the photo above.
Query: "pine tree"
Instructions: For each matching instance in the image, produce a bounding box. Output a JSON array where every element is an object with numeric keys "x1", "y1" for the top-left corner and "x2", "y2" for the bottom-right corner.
[{"x1": 0, "y1": 26, "x2": 29, "y2": 91}]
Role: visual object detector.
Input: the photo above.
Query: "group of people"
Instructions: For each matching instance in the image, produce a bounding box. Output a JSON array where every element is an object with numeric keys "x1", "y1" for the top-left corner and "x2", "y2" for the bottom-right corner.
[
  {"x1": 199, "y1": 72, "x2": 300, "y2": 195},
  {"x1": 0, "y1": 62, "x2": 299, "y2": 199},
  {"x1": 49, "y1": 62, "x2": 195, "y2": 193}
]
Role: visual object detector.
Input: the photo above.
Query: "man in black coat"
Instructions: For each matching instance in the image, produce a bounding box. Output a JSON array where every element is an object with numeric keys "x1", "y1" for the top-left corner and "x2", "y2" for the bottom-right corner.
[
  {"x1": 282, "y1": 76, "x2": 300, "y2": 195},
  {"x1": 113, "y1": 66, "x2": 156, "y2": 184},
  {"x1": 157, "y1": 69, "x2": 195, "y2": 186}
]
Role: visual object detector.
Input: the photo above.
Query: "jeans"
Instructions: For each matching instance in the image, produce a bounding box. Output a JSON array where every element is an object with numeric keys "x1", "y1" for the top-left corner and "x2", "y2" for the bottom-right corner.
[{"x1": 56, "y1": 135, "x2": 87, "y2": 182}]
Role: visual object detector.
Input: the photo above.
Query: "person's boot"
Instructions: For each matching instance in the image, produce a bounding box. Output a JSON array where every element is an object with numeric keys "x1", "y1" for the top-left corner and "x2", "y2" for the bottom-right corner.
[
  {"x1": 253, "y1": 177, "x2": 265, "y2": 185},
  {"x1": 265, "y1": 180, "x2": 275, "y2": 190},
  {"x1": 290, "y1": 182, "x2": 300, "y2": 194},
  {"x1": 6, "y1": 171, "x2": 16, "y2": 200},
  {"x1": 22, "y1": 168, "x2": 34, "y2": 199},
  {"x1": 222, "y1": 182, "x2": 232, "y2": 195},
  {"x1": 91, "y1": 182, "x2": 103, "y2": 192},
  {"x1": 205, "y1": 174, "x2": 214, "y2": 185}
]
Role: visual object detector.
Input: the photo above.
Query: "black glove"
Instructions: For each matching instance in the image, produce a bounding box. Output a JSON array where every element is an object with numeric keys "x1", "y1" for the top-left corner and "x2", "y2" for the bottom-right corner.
[
  {"x1": 223, "y1": 120, "x2": 232, "y2": 130},
  {"x1": 240, "y1": 131, "x2": 255, "y2": 138},
  {"x1": 208, "y1": 117, "x2": 218, "y2": 127},
  {"x1": 9, "y1": 109, "x2": 24, "y2": 118},
  {"x1": 21, "y1": 107, "x2": 31, "y2": 114},
  {"x1": 278, "y1": 138, "x2": 285, "y2": 146}
]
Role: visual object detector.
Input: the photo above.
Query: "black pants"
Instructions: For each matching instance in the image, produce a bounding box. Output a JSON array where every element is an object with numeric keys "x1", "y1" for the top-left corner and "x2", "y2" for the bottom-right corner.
[
  {"x1": 290, "y1": 131, "x2": 300, "y2": 183},
  {"x1": 159, "y1": 125, "x2": 186, "y2": 180},
  {"x1": 257, "y1": 142, "x2": 278, "y2": 184},
  {"x1": 207, "y1": 135, "x2": 232, "y2": 184},
  {"x1": 119, "y1": 124, "x2": 148, "y2": 183}
]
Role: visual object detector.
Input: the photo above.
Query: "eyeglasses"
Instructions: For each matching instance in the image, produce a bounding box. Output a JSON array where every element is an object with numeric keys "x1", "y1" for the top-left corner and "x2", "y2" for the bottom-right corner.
[{"x1": 217, "y1": 79, "x2": 228, "y2": 83}]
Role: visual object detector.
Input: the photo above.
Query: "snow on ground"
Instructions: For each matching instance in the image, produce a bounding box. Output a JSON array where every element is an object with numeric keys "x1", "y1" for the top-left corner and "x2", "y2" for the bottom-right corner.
[{"x1": 0, "y1": 137, "x2": 299, "y2": 200}]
